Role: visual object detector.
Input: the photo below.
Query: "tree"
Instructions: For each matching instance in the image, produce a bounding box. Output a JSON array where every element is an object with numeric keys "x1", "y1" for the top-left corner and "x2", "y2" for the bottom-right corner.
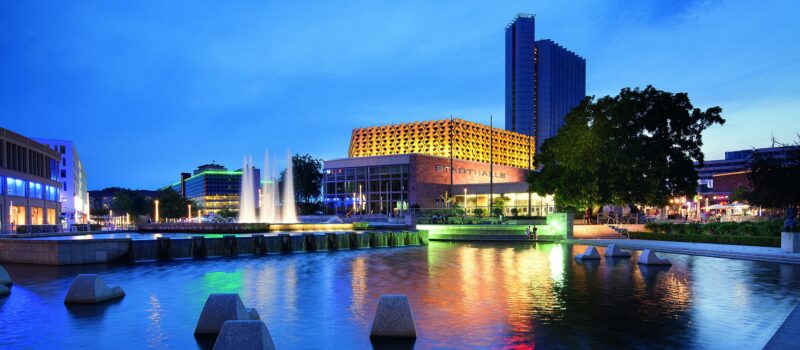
[
  {"x1": 737, "y1": 140, "x2": 800, "y2": 231},
  {"x1": 111, "y1": 188, "x2": 149, "y2": 216},
  {"x1": 280, "y1": 153, "x2": 323, "y2": 214},
  {"x1": 530, "y1": 86, "x2": 725, "y2": 210},
  {"x1": 217, "y1": 208, "x2": 237, "y2": 219},
  {"x1": 154, "y1": 188, "x2": 196, "y2": 219}
]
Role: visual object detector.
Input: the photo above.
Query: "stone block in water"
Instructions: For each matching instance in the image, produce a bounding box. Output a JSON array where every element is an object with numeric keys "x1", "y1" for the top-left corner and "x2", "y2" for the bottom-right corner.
[
  {"x1": 604, "y1": 244, "x2": 631, "y2": 258},
  {"x1": 370, "y1": 294, "x2": 417, "y2": 338},
  {"x1": 64, "y1": 274, "x2": 125, "y2": 304},
  {"x1": 212, "y1": 320, "x2": 275, "y2": 350},
  {"x1": 0, "y1": 265, "x2": 12, "y2": 286},
  {"x1": 195, "y1": 294, "x2": 261, "y2": 335},
  {"x1": 0, "y1": 283, "x2": 9, "y2": 296},
  {"x1": 637, "y1": 249, "x2": 672, "y2": 265},
  {"x1": 575, "y1": 246, "x2": 601, "y2": 260}
]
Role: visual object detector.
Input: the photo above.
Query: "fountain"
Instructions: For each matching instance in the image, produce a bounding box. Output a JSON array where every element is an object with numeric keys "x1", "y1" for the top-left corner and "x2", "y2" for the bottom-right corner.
[{"x1": 239, "y1": 151, "x2": 298, "y2": 224}]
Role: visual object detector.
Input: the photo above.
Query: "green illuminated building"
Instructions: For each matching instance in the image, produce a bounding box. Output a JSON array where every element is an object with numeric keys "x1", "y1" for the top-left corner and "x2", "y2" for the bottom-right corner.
[{"x1": 167, "y1": 163, "x2": 259, "y2": 214}]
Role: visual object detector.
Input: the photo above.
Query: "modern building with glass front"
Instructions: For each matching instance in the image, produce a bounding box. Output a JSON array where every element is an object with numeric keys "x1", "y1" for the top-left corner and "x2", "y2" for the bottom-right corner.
[
  {"x1": 167, "y1": 163, "x2": 259, "y2": 214},
  {"x1": 33, "y1": 138, "x2": 90, "y2": 226},
  {"x1": 505, "y1": 13, "x2": 586, "y2": 153},
  {"x1": 1, "y1": 127, "x2": 62, "y2": 232},
  {"x1": 324, "y1": 118, "x2": 554, "y2": 216}
]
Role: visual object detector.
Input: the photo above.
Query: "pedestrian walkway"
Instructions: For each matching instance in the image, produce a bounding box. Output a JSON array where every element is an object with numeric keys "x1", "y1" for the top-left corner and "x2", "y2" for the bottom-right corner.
[{"x1": 572, "y1": 238, "x2": 800, "y2": 264}]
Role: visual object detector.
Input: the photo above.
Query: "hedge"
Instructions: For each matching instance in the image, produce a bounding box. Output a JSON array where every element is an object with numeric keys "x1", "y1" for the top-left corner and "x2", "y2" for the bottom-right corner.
[
  {"x1": 645, "y1": 220, "x2": 784, "y2": 237},
  {"x1": 629, "y1": 231, "x2": 780, "y2": 247},
  {"x1": 352, "y1": 222, "x2": 369, "y2": 230}
]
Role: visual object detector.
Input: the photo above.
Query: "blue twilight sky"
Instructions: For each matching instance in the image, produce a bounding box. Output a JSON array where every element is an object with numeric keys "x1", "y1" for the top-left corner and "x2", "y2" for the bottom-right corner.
[{"x1": 2, "y1": 0, "x2": 799, "y2": 190}]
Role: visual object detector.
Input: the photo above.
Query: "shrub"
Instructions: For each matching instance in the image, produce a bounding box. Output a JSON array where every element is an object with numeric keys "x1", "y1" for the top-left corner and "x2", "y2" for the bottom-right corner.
[
  {"x1": 629, "y1": 232, "x2": 780, "y2": 247},
  {"x1": 645, "y1": 220, "x2": 783, "y2": 237},
  {"x1": 352, "y1": 222, "x2": 369, "y2": 230},
  {"x1": 472, "y1": 208, "x2": 485, "y2": 217}
]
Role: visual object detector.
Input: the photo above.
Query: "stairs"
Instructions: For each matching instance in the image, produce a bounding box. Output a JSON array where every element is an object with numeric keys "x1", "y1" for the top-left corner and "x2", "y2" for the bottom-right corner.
[{"x1": 572, "y1": 225, "x2": 628, "y2": 239}]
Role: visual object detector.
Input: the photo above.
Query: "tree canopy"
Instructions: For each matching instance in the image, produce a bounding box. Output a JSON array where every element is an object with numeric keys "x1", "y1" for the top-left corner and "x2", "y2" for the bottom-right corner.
[
  {"x1": 529, "y1": 86, "x2": 725, "y2": 210},
  {"x1": 154, "y1": 188, "x2": 196, "y2": 219},
  {"x1": 280, "y1": 153, "x2": 323, "y2": 214},
  {"x1": 737, "y1": 140, "x2": 800, "y2": 209},
  {"x1": 110, "y1": 188, "x2": 149, "y2": 216}
]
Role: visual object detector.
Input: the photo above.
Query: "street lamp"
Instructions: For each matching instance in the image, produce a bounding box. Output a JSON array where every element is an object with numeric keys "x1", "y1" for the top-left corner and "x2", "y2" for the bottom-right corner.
[
  {"x1": 358, "y1": 184, "x2": 362, "y2": 215},
  {"x1": 188, "y1": 204, "x2": 192, "y2": 221},
  {"x1": 154, "y1": 200, "x2": 160, "y2": 223}
]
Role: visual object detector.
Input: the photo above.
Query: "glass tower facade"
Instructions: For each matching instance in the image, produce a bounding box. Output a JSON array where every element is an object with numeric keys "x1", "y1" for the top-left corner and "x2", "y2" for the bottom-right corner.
[
  {"x1": 505, "y1": 14, "x2": 586, "y2": 153},
  {"x1": 168, "y1": 164, "x2": 259, "y2": 214}
]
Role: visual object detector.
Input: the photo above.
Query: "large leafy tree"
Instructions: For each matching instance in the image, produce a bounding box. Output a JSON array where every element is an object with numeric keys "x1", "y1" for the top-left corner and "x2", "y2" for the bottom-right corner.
[
  {"x1": 154, "y1": 188, "x2": 197, "y2": 219},
  {"x1": 280, "y1": 153, "x2": 323, "y2": 214},
  {"x1": 530, "y1": 86, "x2": 725, "y2": 210},
  {"x1": 110, "y1": 188, "x2": 149, "y2": 216},
  {"x1": 737, "y1": 140, "x2": 800, "y2": 230}
]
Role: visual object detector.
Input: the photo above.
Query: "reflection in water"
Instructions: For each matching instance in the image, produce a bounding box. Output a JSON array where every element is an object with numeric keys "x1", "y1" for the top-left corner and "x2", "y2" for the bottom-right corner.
[
  {"x1": 350, "y1": 257, "x2": 367, "y2": 321},
  {"x1": 0, "y1": 243, "x2": 799, "y2": 349},
  {"x1": 146, "y1": 294, "x2": 167, "y2": 349}
]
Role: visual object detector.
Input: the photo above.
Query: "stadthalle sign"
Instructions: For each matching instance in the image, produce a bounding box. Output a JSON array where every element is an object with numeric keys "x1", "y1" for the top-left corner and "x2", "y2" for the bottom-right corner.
[{"x1": 434, "y1": 164, "x2": 507, "y2": 179}]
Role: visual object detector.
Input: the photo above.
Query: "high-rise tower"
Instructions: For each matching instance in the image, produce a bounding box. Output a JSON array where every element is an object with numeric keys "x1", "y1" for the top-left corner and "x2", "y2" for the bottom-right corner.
[{"x1": 505, "y1": 14, "x2": 586, "y2": 154}]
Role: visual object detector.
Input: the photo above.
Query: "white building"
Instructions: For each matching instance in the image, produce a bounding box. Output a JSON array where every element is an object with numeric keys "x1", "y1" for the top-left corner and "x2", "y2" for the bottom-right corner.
[{"x1": 33, "y1": 138, "x2": 90, "y2": 226}]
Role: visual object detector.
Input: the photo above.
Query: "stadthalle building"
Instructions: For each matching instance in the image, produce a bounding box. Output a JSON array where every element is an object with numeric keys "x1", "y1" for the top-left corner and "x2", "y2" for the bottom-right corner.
[{"x1": 323, "y1": 118, "x2": 553, "y2": 215}]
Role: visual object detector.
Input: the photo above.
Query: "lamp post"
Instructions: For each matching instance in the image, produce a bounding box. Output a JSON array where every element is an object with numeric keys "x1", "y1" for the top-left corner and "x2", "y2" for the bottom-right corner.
[
  {"x1": 188, "y1": 204, "x2": 192, "y2": 221},
  {"x1": 358, "y1": 184, "x2": 362, "y2": 215},
  {"x1": 463, "y1": 188, "x2": 468, "y2": 212},
  {"x1": 154, "y1": 200, "x2": 160, "y2": 223}
]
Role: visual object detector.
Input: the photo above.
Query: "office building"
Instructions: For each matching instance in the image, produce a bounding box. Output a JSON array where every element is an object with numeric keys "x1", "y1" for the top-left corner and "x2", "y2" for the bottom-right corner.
[
  {"x1": 1, "y1": 127, "x2": 62, "y2": 232},
  {"x1": 695, "y1": 145, "x2": 800, "y2": 190},
  {"x1": 505, "y1": 14, "x2": 586, "y2": 153},
  {"x1": 34, "y1": 138, "x2": 90, "y2": 226},
  {"x1": 167, "y1": 163, "x2": 259, "y2": 214}
]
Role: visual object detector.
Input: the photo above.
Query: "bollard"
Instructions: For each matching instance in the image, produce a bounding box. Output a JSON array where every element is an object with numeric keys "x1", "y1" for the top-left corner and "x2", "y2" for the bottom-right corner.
[
  {"x1": 0, "y1": 265, "x2": 13, "y2": 286},
  {"x1": 195, "y1": 294, "x2": 260, "y2": 336},
  {"x1": 575, "y1": 246, "x2": 601, "y2": 260},
  {"x1": 213, "y1": 320, "x2": 275, "y2": 350},
  {"x1": 637, "y1": 249, "x2": 672, "y2": 265},
  {"x1": 604, "y1": 244, "x2": 631, "y2": 258},
  {"x1": 370, "y1": 294, "x2": 417, "y2": 339}
]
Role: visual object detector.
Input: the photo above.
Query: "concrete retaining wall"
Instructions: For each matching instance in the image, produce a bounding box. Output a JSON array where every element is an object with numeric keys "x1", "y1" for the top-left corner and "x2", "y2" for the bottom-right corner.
[{"x1": 0, "y1": 230, "x2": 428, "y2": 265}]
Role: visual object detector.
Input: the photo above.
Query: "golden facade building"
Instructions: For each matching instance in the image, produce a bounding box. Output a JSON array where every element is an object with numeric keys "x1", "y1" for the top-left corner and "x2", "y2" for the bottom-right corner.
[{"x1": 348, "y1": 118, "x2": 535, "y2": 169}]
